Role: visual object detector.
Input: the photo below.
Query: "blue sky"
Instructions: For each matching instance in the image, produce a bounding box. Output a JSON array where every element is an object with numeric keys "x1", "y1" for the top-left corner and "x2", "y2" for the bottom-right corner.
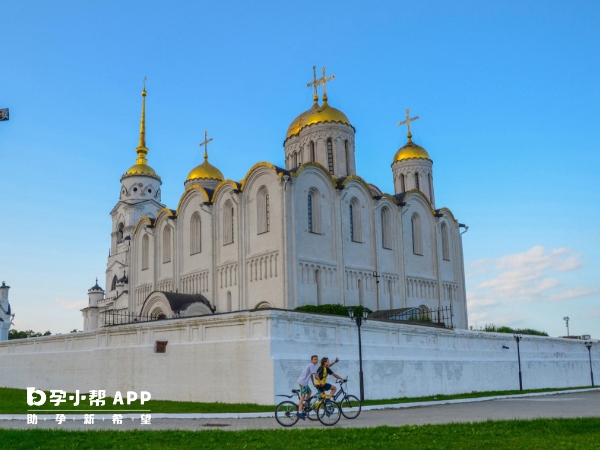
[{"x1": 1, "y1": 1, "x2": 598, "y2": 336}]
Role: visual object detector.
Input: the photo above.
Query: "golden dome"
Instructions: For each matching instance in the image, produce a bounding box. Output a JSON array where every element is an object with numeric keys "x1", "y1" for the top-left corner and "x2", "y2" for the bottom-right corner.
[
  {"x1": 186, "y1": 157, "x2": 224, "y2": 182},
  {"x1": 286, "y1": 101, "x2": 352, "y2": 139},
  {"x1": 124, "y1": 163, "x2": 160, "y2": 179},
  {"x1": 393, "y1": 137, "x2": 431, "y2": 163}
]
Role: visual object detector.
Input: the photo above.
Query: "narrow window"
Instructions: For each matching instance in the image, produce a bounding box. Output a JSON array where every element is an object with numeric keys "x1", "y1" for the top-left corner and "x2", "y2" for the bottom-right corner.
[
  {"x1": 162, "y1": 226, "x2": 171, "y2": 263},
  {"x1": 308, "y1": 189, "x2": 321, "y2": 234},
  {"x1": 349, "y1": 204, "x2": 354, "y2": 241},
  {"x1": 414, "y1": 172, "x2": 420, "y2": 190},
  {"x1": 388, "y1": 279, "x2": 393, "y2": 308},
  {"x1": 400, "y1": 174, "x2": 405, "y2": 192},
  {"x1": 428, "y1": 173, "x2": 434, "y2": 203},
  {"x1": 441, "y1": 222, "x2": 450, "y2": 261},
  {"x1": 227, "y1": 291, "x2": 232, "y2": 312},
  {"x1": 224, "y1": 200, "x2": 234, "y2": 245},
  {"x1": 293, "y1": 152, "x2": 298, "y2": 167},
  {"x1": 310, "y1": 141, "x2": 315, "y2": 162},
  {"x1": 190, "y1": 212, "x2": 201, "y2": 254},
  {"x1": 327, "y1": 139, "x2": 334, "y2": 174},
  {"x1": 257, "y1": 188, "x2": 270, "y2": 234},
  {"x1": 117, "y1": 223, "x2": 124, "y2": 244},
  {"x1": 111, "y1": 275, "x2": 118, "y2": 291},
  {"x1": 350, "y1": 198, "x2": 362, "y2": 242},
  {"x1": 142, "y1": 234, "x2": 149, "y2": 270},
  {"x1": 412, "y1": 213, "x2": 423, "y2": 255},
  {"x1": 345, "y1": 140, "x2": 350, "y2": 175},
  {"x1": 381, "y1": 207, "x2": 392, "y2": 249}
]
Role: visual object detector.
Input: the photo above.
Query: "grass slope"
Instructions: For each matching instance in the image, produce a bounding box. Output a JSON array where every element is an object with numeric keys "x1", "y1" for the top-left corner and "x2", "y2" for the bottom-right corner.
[{"x1": 1, "y1": 419, "x2": 600, "y2": 449}]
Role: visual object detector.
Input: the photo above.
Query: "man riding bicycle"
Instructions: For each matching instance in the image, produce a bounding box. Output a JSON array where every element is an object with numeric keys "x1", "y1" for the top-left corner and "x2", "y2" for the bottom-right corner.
[{"x1": 315, "y1": 357, "x2": 345, "y2": 399}]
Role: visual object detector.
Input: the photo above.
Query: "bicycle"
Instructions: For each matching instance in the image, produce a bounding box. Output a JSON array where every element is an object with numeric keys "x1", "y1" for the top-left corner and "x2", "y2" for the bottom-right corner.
[
  {"x1": 330, "y1": 378, "x2": 361, "y2": 419},
  {"x1": 275, "y1": 388, "x2": 342, "y2": 426}
]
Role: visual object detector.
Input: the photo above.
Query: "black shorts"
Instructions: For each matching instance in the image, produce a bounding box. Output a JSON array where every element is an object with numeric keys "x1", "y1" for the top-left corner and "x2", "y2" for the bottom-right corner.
[{"x1": 318, "y1": 383, "x2": 333, "y2": 391}]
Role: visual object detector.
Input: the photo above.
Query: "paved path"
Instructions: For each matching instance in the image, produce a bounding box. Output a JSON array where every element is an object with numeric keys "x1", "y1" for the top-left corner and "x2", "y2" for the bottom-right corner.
[{"x1": 1, "y1": 391, "x2": 598, "y2": 431}]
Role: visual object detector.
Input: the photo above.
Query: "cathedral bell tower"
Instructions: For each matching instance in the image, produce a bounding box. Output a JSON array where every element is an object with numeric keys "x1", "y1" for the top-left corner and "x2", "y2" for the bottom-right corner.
[
  {"x1": 392, "y1": 109, "x2": 435, "y2": 206},
  {"x1": 0, "y1": 282, "x2": 13, "y2": 341},
  {"x1": 284, "y1": 67, "x2": 356, "y2": 177},
  {"x1": 105, "y1": 80, "x2": 164, "y2": 301}
]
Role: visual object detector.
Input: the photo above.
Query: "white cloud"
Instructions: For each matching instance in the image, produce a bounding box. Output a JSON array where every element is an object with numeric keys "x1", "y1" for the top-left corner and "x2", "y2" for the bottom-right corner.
[
  {"x1": 468, "y1": 246, "x2": 592, "y2": 305},
  {"x1": 55, "y1": 298, "x2": 87, "y2": 311}
]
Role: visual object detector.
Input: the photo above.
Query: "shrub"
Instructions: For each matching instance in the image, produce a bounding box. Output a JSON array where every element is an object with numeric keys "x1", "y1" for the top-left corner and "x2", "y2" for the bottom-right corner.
[
  {"x1": 478, "y1": 323, "x2": 548, "y2": 337},
  {"x1": 294, "y1": 304, "x2": 372, "y2": 318}
]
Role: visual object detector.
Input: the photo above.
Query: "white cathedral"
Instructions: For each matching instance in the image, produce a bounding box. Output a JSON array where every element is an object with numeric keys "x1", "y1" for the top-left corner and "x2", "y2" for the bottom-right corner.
[{"x1": 82, "y1": 70, "x2": 469, "y2": 332}]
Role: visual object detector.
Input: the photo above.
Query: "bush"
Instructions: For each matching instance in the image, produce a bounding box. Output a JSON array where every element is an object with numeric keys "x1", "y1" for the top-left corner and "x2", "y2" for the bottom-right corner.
[
  {"x1": 294, "y1": 304, "x2": 372, "y2": 318},
  {"x1": 477, "y1": 324, "x2": 548, "y2": 337},
  {"x1": 9, "y1": 329, "x2": 52, "y2": 340}
]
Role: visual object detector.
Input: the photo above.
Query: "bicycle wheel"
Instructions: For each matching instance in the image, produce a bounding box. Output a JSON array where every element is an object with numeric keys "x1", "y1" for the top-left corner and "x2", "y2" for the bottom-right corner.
[
  {"x1": 340, "y1": 394, "x2": 361, "y2": 419},
  {"x1": 317, "y1": 399, "x2": 341, "y2": 426},
  {"x1": 275, "y1": 401, "x2": 299, "y2": 427},
  {"x1": 305, "y1": 402, "x2": 318, "y2": 421}
]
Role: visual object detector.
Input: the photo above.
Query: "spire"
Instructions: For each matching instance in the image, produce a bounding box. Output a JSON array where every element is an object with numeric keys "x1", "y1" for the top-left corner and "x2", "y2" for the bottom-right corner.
[
  {"x1": 135, "y1": 77, "x2": 149, "y2": 165},
  {"x1": 307, "y1": 66, "x2": 320, "y2": 105}
]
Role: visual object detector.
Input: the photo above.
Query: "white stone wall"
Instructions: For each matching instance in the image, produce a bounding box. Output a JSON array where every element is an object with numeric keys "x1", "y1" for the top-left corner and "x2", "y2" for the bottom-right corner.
[{"x1": 6, "y1": 311, "x2": 598, "y2": 404}]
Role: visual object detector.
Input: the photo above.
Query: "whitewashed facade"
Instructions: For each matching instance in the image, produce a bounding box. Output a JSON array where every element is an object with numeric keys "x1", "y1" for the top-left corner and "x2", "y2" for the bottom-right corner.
[{"x1": 82, "y1": 82, "x2": 468, "y2": 331}]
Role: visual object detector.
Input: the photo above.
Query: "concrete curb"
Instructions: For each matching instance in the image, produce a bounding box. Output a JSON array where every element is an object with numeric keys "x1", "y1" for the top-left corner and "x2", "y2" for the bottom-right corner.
[{"x1": 1, "y1": 388, "x2": 598, "y2": 421}]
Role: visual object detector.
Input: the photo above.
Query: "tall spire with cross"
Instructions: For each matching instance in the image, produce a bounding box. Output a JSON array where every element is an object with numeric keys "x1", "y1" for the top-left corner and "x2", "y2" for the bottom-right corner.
[
  {"x1": 135, "y1": 78, "x2": 149, "y2": 165},
  {"x1": 398, "y1": 108, "x2": 419, "y2": 141},
  {"x1": 307, "y1": 66, "x2": 335, "y2": 105}
]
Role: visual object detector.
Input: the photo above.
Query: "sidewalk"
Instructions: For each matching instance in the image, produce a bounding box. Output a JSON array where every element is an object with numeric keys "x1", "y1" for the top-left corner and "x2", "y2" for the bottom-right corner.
[{"x1": 1, "y1": 389, "x2": 598, "y2": 431}]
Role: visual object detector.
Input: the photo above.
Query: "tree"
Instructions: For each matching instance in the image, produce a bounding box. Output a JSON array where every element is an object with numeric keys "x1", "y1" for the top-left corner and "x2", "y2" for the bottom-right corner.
[{"x1": 8, "y1": 329, "x2": 52, "y2": 340}]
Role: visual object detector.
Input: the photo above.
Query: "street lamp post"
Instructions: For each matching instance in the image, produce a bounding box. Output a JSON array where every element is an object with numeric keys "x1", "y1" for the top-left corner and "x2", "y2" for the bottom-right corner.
[
  {"x1": 584, "y1": 341, "x2": 594, "y2": 387},
  {"x1": 563, "y1": 316, "x2": 570, "y2": 336},
  {"x1": 513, "y1": 333, "x2": 524, "y2": 391},
  {"x1": 348, "y1": 306, "x2": 368, "y2": 402}
]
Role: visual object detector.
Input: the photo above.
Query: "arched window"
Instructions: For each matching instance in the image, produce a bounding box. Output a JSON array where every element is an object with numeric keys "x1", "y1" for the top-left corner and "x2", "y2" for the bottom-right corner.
[
  {"x1": 308, "y1": 189, "x2": 321, "y2": 234},
  {"x1": 315, "y1": 269, "x2": 322, "y2": 305},
  {"x1": 411, "y1": 213, "x2": 423, "y2": 255},
  {"x1": 226, "y1": 291, "x2": 232, "y2": 312},
  {"x1": 428, "y1": 173, "x2": 434, "y2": 203},
  {"x1": 345, "y1": 140, "x2": 350, "y2": 175},
  {"x1": 400, "y1": 174, "x2": 406, "y2": 192},
  {"x1": 310, "y1": 141, "x2": 315, "y2": 162},
  {"x1": 381, "y1": 207, "x2": 392, "y2": 249},
  {"x1": 441, "y1": 222, "x2": 450, "y2": 261},
  {"x1": 327, "y1": 139, "x2": 334, "y2": 174},
  {"x1": 190, "y1": 212, "x2": 201, "y2": 254},
  {"x1": 293, "y1": 152, "x2": 298, "y2": 167},
  {"x1": 141, "y1": 234, "x2": 149, "y2": 270},
  {"x1": 350, "y1": 198, "x2": 362, "y2": 242},
  {"x1": 117, "y1": 222, "x2": 124, "y2": 244},
  {"x1": 162, "y1": 226, "x2": 172, "y2": 263},
  {"x1": 223, "y1": 200, "x2": 234, "y2": 245},
  {"x1": 111, "y1": 275, "x2": 118, "y2": 291},
  {"x1": 257, "y1": 187, "x2": 270, "y2": 234},
  {"x1": 414, "y1": 172, "x2": 420, "y2": 190},
  {"x1": 388, "y1": 279, "x2": 393, "y2": 308}
]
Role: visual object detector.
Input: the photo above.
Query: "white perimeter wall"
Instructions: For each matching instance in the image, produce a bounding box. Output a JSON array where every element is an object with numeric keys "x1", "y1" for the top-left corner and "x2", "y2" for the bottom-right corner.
[{"x1": 1, "y1": 310, "x2": 597, "y2": 405}]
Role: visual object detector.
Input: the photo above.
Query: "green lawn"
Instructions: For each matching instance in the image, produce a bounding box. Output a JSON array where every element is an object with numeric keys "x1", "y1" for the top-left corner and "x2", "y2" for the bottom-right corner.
[
  {"x1": 1, "y1": 419, "x2": 600, "y2": 449},
  {"x1": 0, "y1": 386, "x2": 594, "y2": 414}
]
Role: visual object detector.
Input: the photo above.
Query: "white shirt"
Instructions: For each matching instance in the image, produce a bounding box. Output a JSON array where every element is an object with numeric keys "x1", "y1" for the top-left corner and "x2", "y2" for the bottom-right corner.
[{"x1": 297, "y1": 363, "x2": 317, "y2": 386}]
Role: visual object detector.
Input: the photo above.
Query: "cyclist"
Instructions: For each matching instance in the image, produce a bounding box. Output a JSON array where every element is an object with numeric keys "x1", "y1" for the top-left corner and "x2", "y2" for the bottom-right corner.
[
  {"x1": 296, "y1": 354, "x2": 318, "y2": 419},
  {"x1": 315, "y1": 357, "x2": 345, "y2": 399}
]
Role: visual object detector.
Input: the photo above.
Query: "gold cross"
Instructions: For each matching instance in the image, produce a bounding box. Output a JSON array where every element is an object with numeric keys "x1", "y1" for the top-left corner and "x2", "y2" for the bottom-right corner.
[
  {"x1": 307, "y1": 66, "x2": 335, "y2": 103},
  {"x1": 199, "y1": 130, "x2": 213, "y2": 160},
  {"x1": 398, "y1": 108, "x2": 419, "y2": 139}
]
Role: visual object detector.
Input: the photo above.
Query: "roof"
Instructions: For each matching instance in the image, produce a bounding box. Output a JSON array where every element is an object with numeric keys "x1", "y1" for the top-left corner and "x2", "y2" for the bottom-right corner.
[{"x1": 159, "y1": 292, "x2": 214, "y2": 314}]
